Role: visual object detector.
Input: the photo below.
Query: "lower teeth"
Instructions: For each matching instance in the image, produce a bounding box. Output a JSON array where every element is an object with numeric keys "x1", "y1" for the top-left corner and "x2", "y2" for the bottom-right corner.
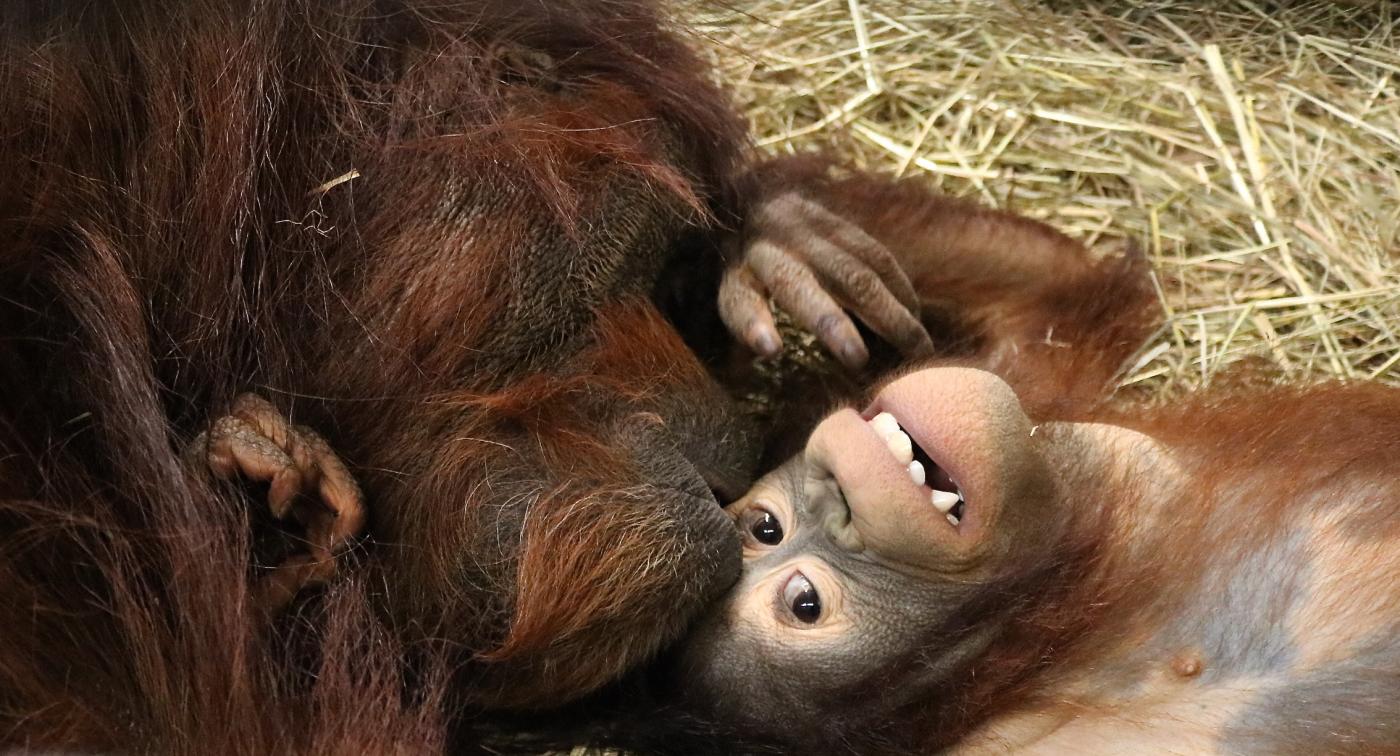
[{"x1": 945, "y1": 499, "x2": 966, "y2": 527}]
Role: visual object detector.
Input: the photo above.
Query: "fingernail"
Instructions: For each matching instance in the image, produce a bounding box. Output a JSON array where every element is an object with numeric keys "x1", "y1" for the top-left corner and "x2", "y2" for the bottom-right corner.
[
  {"x1": 753, "y1": 328, "x2": 780, "y2": 356},
  {"x1": 842, "y1": 342, "x2": 869, "y2": 367}
]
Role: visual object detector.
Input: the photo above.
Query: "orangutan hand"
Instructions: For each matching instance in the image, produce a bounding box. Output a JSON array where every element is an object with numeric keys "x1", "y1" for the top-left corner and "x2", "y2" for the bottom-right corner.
[
  {"x1": 192, "y1": 393, "x2": 366, "y2": 615},
  {"x1": 720, "y1": 191, "x2": 935, "y2": 370}
]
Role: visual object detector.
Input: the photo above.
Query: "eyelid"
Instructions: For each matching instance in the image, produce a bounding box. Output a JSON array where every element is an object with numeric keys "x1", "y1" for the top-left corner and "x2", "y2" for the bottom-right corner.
[
  {"x1": 781, "y1": 571, "x2": 815, "y2": 606},
  {"x1": 776, "y1": 569, "x2": 822, "y2": 625},
  {"x1": 735, "y1": 496, "x2": 790, "y2": 549}
]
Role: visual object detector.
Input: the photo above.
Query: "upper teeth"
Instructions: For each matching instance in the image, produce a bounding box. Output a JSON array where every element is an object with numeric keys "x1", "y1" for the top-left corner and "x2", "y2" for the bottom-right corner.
[
  {"x1": 907, "y1": 460, "x2": 925, "y2": 486},
  {"x1": 869, "y1": 411, "x2": 965, "y2": 524},
  {"x1": 886, "y1": 429, "x2": 913, "y2": 465},
  {"x1": 870, "y1": 412, "x2": 901, "y2": 437}
]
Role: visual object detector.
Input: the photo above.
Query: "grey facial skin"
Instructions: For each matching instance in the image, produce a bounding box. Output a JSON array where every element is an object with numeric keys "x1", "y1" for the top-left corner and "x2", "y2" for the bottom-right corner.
[
  {"x1": 675, "y1": 359, "x2": 1400, "y2": 756},
  {"x1": 677, "y1": 366, "x2": 1128, "y2": 745}
]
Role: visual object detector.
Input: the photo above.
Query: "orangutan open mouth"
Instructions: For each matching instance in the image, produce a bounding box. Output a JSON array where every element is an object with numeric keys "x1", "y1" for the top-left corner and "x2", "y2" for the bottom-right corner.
[{"x1": 868, "y1": 411, "x2": 967, "y2": 525}]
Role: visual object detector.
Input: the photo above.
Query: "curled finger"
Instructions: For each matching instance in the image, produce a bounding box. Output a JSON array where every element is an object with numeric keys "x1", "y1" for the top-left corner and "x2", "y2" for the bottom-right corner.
[
  {"x1": 303, "y1": 429, "x2": 367, "y2": 549},
  {"x1": 747, "y1": 240, "x2": 869, "y2": 369},
  {"x1": 787, "y1": 195, "x2": 922, "y2": 315},
  {"x1": 206, "y1": 416, "x2": 303, "y2": 518},
  {"x1": 719, "y1": 263, "x2": 783, "y2": 358},
  {"x1": 798, "y1": 233, "x2": 935, "y2": 359}
]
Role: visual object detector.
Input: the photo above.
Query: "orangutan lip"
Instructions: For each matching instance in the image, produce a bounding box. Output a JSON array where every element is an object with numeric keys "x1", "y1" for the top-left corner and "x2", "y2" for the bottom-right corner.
[{"x1": 867, "y1": 410, "x2": 966, "y2": 526}]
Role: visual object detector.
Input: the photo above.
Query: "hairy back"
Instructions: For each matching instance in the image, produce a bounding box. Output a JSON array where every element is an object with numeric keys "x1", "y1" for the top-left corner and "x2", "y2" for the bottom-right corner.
[{"x1": 0, "y1": 0, "x2": 756, "y2": 750}]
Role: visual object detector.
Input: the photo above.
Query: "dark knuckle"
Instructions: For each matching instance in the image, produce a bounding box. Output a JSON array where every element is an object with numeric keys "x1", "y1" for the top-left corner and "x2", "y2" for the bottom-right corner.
[{"x1": 845, "y1": 269, "x2": 882, "y2": 298}]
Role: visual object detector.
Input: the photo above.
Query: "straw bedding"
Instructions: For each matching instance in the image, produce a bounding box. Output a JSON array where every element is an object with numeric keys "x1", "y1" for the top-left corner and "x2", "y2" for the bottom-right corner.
[{"x1": 683, "y1": 0, "x2": 1400, "y2": 398}]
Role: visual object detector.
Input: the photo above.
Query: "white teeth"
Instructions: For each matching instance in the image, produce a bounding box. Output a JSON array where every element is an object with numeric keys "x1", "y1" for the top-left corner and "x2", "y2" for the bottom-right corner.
[
  {"x1": 907, "y1": 460, "x2": 925, "y2": 486},
  {"x1": 869, "y1": 412, "x2": 947, "y2": 502},
  {"x1": 931, "y1": 489, "x2": 960, "y2": 513},
  {"x1": 870, "y1": 411, "x2": 914, "y2": 466},
  {"x1": 946, "y1": 513, "x2": 960, "y2": 526},
  {"x1": 886, "y1": 430, "x2": 914, "y2": 466},
  {"x1": 870, "y1": 412, "x2": 900, "y2": 438}
]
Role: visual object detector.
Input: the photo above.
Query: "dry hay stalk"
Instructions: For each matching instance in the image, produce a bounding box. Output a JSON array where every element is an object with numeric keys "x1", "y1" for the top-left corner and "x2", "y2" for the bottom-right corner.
[{"x1": 683, "y1": 0, "x2": 1400, "y2": 399}]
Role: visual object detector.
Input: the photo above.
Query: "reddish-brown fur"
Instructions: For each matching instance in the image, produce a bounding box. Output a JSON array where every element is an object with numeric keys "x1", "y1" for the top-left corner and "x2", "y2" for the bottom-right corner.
[
  {"x1": 11, "y1": 0, "x2": 1387, "y2": 751},
  {"x1": 1, "y1": 0, "x2": 763, "y2": 750},
  {"x1": 882, "y1": 382, "x2": 1400, "y2": 755},
  {"x1": 729, "y1": 159, "x2": 1157, "y2": 466},
  {"x1": 607, "y1": 166, "x2": 1400, "y2": 755}
]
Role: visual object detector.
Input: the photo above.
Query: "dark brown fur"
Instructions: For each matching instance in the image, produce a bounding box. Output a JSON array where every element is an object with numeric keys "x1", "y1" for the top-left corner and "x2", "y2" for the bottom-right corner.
[{"x1": 1, "y1": 0, "x2": 761, "y2": 750}]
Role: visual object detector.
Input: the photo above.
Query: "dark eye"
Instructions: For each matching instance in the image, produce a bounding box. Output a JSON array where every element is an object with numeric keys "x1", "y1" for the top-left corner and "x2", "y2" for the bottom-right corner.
[
  {"x1": 748, "y1": 509, "x2": 784, "y2": 546},
  {"x1": 781, "y1": 572, "x2": 821, "y2": 624}
]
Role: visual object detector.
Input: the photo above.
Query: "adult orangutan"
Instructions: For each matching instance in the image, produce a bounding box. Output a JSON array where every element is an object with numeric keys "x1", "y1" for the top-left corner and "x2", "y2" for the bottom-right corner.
[
  {"x1": 0, "y1": 0, "x2": 931, "y2": 751},
  {"x1": 647, "y1": 167, "x2": 1400, "y2": 754}
]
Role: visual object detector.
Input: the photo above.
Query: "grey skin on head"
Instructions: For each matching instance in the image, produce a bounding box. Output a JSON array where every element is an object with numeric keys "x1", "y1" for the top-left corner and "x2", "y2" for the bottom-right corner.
[
  {"x1": 680, "y1": 367, "x2": 1085, "y2": 743},
  {"x1": 677, "y1": 365, "x2": 1400, "y2": 755}
]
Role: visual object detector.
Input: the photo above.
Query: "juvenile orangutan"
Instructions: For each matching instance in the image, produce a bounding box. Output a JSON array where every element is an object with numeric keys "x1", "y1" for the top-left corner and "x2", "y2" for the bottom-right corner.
[{"x1": 663, "y1": 170, "x2": 1400, "y2": 755}]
